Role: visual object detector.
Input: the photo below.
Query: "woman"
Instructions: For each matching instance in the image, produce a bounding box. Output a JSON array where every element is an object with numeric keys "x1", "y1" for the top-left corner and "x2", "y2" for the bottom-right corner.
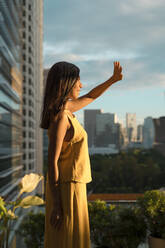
[{"x1": 40, "y1": 61, "x2": 123, "y2": 248}]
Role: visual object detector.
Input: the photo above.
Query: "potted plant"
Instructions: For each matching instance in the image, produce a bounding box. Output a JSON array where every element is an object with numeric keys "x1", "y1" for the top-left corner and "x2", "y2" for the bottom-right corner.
[
  {"x1": 0, "y1": 173, "x2": 44, "y2": 248},
  {"x1": 137, "y1": 190, "x2": 165, "y2": 248},
  {"x1": 113, "y1": 206, "x2": 147, "y2": 248},
  {"x1": 88, "y1": 200, "x2": 147, "y2": 248}
]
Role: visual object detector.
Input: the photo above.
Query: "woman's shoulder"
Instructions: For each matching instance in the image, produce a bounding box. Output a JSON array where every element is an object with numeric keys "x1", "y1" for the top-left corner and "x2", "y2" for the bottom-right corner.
[{"x1": 48, "y1": 110, "x2": 70, "y2": 132}]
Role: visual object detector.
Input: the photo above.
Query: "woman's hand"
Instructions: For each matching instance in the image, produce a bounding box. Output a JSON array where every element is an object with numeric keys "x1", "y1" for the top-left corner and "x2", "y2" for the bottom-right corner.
[
  {"x1": 50, "y1": 201, "x2": 63, "y2": 230},
  {"x1": 111, "y1": 61, "x2": 123, "y2": 83}
]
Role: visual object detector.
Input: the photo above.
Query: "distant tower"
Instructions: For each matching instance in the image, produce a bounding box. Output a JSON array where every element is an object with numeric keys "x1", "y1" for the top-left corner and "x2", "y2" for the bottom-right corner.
[
  {"x1": 96, "y1": 113, "x2": 117, "y2": 135},
  {"x1": 143, "y1": 117, "x2": 154, "y2": 148},
  {"x1": 137, "y1": 124, "x2": 143, "y2": 142},
  {"x1": 84, "y1": 109, "x2": 102, "y2": 147},
  {"x1": 126, "y1": 113, "x2": 137, "y2": 142},
  {"x1": 153, "y1": 117, "x2": 165, "y2": 156}
]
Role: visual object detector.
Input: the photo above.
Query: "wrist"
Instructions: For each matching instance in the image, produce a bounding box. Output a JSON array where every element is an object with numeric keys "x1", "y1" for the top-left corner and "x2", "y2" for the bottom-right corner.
[{"x1": 107, "y1": 76, "x2": 116, "y2": 85}]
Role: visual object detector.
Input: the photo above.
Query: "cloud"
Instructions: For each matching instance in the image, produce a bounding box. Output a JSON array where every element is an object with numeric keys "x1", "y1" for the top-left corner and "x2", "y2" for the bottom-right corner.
[{"x1": 44, "y1": 0, "x2": 165, "y2": 91}]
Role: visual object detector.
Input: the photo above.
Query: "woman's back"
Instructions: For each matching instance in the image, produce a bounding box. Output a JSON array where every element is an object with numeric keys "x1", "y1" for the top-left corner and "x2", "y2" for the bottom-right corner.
[{"x1": 47, "y1": 109, "x2": 92, "y2": 183}]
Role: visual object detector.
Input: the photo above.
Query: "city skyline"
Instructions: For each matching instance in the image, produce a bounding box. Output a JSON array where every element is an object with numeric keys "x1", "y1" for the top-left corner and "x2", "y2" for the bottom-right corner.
[{"x1": 43, "y1": 0, "x2": 165, "y2": 125}]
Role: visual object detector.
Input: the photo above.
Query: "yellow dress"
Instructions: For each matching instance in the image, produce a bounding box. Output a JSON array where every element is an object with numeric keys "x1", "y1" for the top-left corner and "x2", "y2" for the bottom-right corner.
[{"x1": 44, "y1": 110, "x2": 92, "y2": 248}]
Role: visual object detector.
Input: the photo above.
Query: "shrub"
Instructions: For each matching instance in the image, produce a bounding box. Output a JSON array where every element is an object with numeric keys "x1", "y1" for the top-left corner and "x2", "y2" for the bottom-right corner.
[{"x1": 18, "y1": 210, "x2": 45, "y2": 248}]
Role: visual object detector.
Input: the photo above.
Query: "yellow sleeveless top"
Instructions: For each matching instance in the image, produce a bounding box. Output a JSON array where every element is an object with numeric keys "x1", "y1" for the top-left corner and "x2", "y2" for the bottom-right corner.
[{"x1": 48, "y1": 110, "x2": 92, "y2": 184}]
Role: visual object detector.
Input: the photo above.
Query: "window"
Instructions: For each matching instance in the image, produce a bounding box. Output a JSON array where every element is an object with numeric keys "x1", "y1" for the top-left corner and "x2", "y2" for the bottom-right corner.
[
  {"x1": 23, "y1": 10, "x2": 26, "y2": 17},
  {"x1": 23, "y1": 65, "x2": 26, "y2": 72},
  {"x1": 23, "y1": 43, "x2": 26, "y2": 50},
  {"x1": 28, "y1": 46, "x2": 32, "y2": 53},
  {"x1": 23, "y1": 21, "x2": 26, "y2": 28},
  {"x1": 23, "y1": 87, "x2": 26, "y2": 94},
  {"x1": 28, "y1": 57, "x2": 32, "y2": 64},
  {"x1": 28, "y1": 67, "x2": 32, "y2": 75},
  {"x1": 23, "y1": 76, "x2": 26, "y2": 82},
  {"x1": 23, "y1": 54, "x2": 26, "y2": 61},
  {"x1": 23, "y1": 120, "x2": 26, "y2": 126},
  {"x1": 22, "y1": 32, "x2": 26, "y2": 39}
]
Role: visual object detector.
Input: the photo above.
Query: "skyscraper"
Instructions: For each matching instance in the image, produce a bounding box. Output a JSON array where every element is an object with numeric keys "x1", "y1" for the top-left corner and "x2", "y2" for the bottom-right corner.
[
  {"x1": 96, "y1": 112, "x2": 117, "y2": 135},
  {"x1": 84, "y1": 109, "x2": 102, "y2": 147},
  {"x1": 143, "y1": 117, "x2": 154, "y2": 148},
  {"x1": 21, "y1": 0, "x2": 43, "y2": 177},
  {"x1": 137, "y1": 124, "x2": 143, "y2": 142},
  {"x1": 0, "y1": 0, "x2": 23, "y2": 200},
  {"x1": 126, "y1": 113, "x2": 137, "y2": 142},
  {"x1": 153, "y1": 116, "x2": 165, "y2": 156}
]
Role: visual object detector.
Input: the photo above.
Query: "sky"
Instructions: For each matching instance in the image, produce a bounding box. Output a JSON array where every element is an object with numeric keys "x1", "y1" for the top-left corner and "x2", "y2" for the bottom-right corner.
[{"x1": 43, "y1": 0, "x2": 165, "y2": 126}]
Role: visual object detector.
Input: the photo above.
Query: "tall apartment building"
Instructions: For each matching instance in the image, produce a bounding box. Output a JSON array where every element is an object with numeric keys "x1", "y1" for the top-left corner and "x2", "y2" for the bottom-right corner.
[
  {"x1": 21, "y1": 0, "x2": 43, "y2": 176},
  {"x1": 143, "y1": 117, "x2": 154, "y2": 148},
  {"x1": 137, "y1": 124, "x2": 143, "y2": 142},
  {"x1": 96, "y1": 112, "x2": 117, "y2": 135},
  {"x1": 84, "y1": 109, "x2": 102, "y2": 147},
  {"x1": 0, "y1": 0, "x2": 23, "y2": 200},
  {"x1": 126, "y1": 113, "x2": 137, "y2": 142},
  {"x1": 153, "y1": 116, "x2": 165, "y2": 156}
]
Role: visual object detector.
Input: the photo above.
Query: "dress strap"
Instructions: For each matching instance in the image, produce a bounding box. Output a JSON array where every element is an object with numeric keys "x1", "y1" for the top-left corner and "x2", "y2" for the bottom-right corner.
[{"x1": 63, "y1": 109, "x2": 75, "y2": 118}]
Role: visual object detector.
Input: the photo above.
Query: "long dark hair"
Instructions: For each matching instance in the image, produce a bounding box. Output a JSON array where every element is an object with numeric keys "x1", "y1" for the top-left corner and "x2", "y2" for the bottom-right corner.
[{"x1": 40, "y1": 61, "x2": 80, "y2": 129}]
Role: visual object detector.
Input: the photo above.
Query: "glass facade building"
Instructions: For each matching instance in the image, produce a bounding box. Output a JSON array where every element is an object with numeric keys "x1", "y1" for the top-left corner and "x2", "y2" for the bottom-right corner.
[{"x1": 0, "y1": 0, "x2": 23, "y2": 200}]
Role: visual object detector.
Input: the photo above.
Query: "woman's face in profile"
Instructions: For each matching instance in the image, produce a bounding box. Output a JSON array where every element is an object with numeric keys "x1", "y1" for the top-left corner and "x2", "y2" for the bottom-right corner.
[{"x1": 69, "y1": 77, "x2": 83, "y2": 100}]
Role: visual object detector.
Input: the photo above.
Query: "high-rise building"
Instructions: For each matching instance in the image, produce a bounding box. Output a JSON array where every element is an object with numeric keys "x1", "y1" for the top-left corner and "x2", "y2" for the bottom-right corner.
[
  {"x1": 137, "y1": 124, "x2": 143, "y2": 142},
  {"x1": 153, "y1": 116, "x2": 165, "y2": 156},
  {"x1": 21, "y1": 0, "x2": 43, "y2": 177},
  {"x1": 0, "y1": 0, "x2": 23, "y2": 200},
  {"x1": 126, "y1": 113, "x2": 137, "y2": 142},
  {"x1": 143, "y1": 117, "x2": 154, "y2": 148},
  {"x1": 84, "y1": 109, "x2": 102, "y2": 147},
  {"x1": 96, "y1": 112, "x2": 117, "y2": 135}
]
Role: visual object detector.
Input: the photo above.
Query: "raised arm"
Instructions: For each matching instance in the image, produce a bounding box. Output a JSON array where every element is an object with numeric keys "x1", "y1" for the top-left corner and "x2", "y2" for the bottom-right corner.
[{"x1": 67, "y1": 61, "x2": 123, "y2": 113}]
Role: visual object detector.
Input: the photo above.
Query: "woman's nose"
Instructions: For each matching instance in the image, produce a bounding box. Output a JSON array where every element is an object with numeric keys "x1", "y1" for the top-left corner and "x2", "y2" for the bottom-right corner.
[{"x1": 80, "y1": 82, "x2": 83, "y2": 88}]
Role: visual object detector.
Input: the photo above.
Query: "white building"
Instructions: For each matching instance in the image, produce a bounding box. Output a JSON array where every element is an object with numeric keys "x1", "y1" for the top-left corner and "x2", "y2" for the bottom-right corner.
[
  {"x1": 143, "y1": 117, "x2": 155, "y2": 148},
  {"x1": 21, "y1": 0, "x2": 43, "y2": 179},
  {"x1": 126, "y1": 113, "x2": 137, "y2": 142}
]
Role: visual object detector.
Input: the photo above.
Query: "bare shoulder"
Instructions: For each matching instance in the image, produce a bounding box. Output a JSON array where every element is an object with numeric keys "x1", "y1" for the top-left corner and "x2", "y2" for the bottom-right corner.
[{"x1": 48, "y1": 110, "x2": 70, "y2": 134}]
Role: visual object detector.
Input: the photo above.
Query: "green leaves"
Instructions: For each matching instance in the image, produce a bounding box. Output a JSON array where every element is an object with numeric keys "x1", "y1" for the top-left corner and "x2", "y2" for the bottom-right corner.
[
  {"x1": 0, "y1": 173, "x2": 44, "y2": 248},
  {"x1": 88, "y1": 200, "x2": 147, "y2": 248},
  {"x1": 15, "y1": 196, "x2": 44, "y2": 209},
  {"x1": 0, "y1": 197, "x2": 7, "y2": 215},
  {"x1": 137, "y1": 190, "x2": 165, "y2": 239},
  {"x1": 7, "y1": 210, "x2": 17, "y2": 220}
]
